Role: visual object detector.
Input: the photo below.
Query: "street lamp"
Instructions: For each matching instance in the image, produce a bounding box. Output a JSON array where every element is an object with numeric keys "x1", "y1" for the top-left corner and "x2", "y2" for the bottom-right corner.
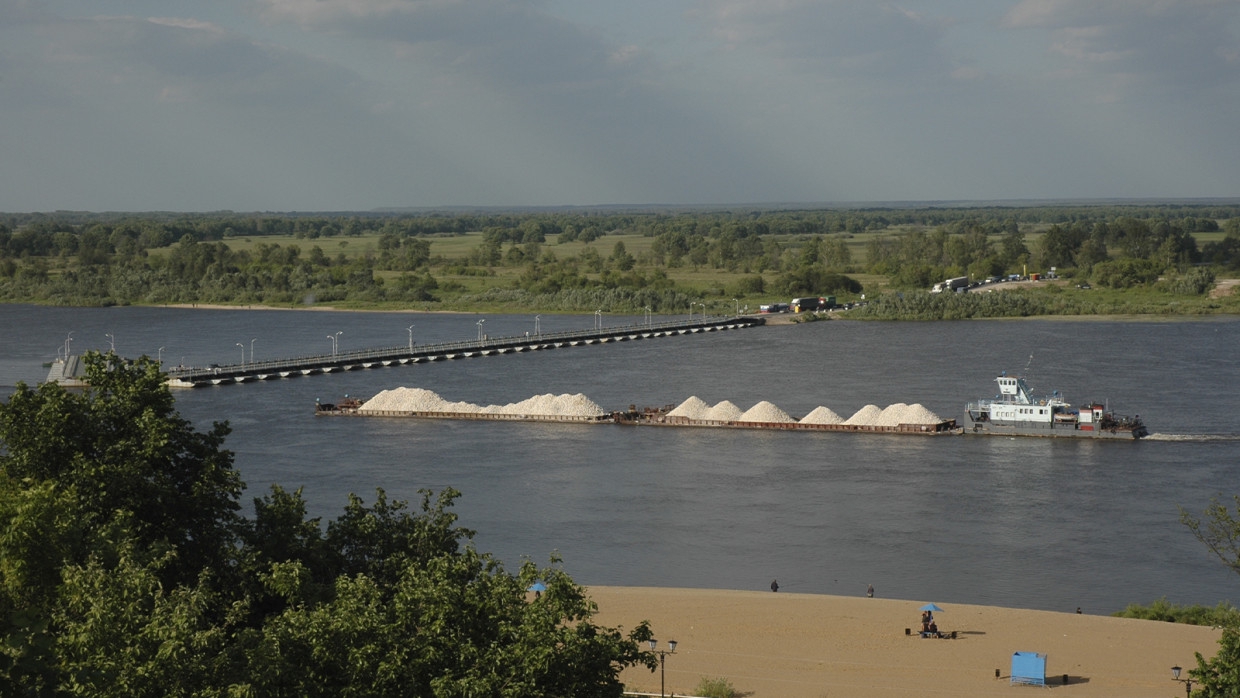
[
  {"x1": 534, "y1": 315, "x2": 541, "y2": 336},
  {"x1": 105, "y1": 333, "x2": 115, "y2": 353},
  {"x1": 407, "y1": 325, "x2": 415, "y2": 352},
  {"x1": 158, "y1": 347, "x2": 164, "y2": 364},
  {"x1": 476, "y1": 318, "x2": 486, "y2": 341},
  {"x1": 648, "y1": 639, "x2": 677, "y2": 698},
  {"x1": 236, "y1": 343, "x2": 245, "y2": 366},
  {"x1": 595, "y1": 309, "x2": 602, "y2": 330},
  {"x1": 328, "y1": 332, "x2": 341, "y2": 356},
  {"x1": 1171, "y1": 666, "x2": 1194, "y2": 698},
  {"x1": 65, "y1": 332, "x2": 73, "y2": 360},
  {"x1": 644, "y1": 306, "x2": 651, "y2": 326},
  {"x1": 733, "y1": 298, "x2": 739, "y2": 316},
  {"x1": 251, "y1": 338, "x2": 257, "y2": 365}
]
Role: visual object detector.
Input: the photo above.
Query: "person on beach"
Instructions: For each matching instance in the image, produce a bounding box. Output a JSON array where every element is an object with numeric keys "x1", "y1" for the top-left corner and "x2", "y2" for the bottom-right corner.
[
  {"x1": 770, "y1": 579, "x2": 779, "y2": 592},
  {"x1": 867, "y1": 584, "x2": 874, "y2": 598}
]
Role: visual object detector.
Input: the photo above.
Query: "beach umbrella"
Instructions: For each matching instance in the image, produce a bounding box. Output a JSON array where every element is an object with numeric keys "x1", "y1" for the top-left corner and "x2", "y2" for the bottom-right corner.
[
  {"x1": 919, "y1": 603, "x2": 944, "y2": 612},
  {"x1": 527, "y1": 582, "x2": 547, "y2": 593}
]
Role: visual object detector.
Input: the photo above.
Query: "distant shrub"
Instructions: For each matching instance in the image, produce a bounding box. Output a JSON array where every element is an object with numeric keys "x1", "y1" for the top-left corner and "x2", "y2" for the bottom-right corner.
[
  {"x1": 1166, "y1": 267, "x2": 1216, "y2": 295},
  {"x1": 1113, "y1": 598, "x2": 1240, "y2": 626},
  {"x1": 694, "y1": 676, "x2": 737, "y2": 698}
]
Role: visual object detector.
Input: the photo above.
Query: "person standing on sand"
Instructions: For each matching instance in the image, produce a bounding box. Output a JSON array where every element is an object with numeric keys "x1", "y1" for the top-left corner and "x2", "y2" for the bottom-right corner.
[
  {"x1": 770, "y1": 579, "x2": 779, "y2": 592},
  {"x1": 867, "y1": 584, "x2": 874, "y2": 598}
]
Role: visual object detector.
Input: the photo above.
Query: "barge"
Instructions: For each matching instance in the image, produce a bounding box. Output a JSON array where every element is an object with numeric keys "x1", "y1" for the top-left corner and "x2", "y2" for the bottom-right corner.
[
  {"x1": 316, "y1": 400, "x2": 958, "y2": 434},
  {"x1": 963, "y1": 373, "x2": 1147, "y2": 439}
]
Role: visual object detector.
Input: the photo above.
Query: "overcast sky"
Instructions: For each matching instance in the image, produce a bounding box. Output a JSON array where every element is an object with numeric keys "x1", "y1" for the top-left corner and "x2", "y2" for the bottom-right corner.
[{"x1": 2, "y1": 0, "x2": 1238, "y2": 212}]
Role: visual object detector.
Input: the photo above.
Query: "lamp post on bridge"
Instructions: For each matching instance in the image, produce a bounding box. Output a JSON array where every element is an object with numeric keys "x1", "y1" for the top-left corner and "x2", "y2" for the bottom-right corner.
[
  {"x1": 251, "y1": 338, "x2": 257, "y2": 365},
  {"x1": 733, "y1": 298, "x2": 739, "y2": 316},
  {"x1": 594, "y1": 309, "x2": 602, "y2": 330},
  {"x1": 534, "y1": 315, "x2": 541, "y2": 336},
  {"x1": 65, "y1": 332, "x2": 73, "y2": 360},
  {"x1": 236, "y1": 343, "x2": 245, "y2": 366},
  {"x1": 644, "y1": 306, "x2": 651, "y2": 327},
  {"x1": 476, "y1": 319, "x2": 486, "y2": 342},
  {"x1": 648, "y1": 639, "x2": 677, "y2": 698},
  {"x1": 407, "y1": 325, "x2": 415, "y2": 352},
  {"x1": 158, "y1": 347, "x2": 164, "y2": 365},
  {"x1": 105, "y1": 333, "x2": 115, "y2": 353},
  {"x1": 328, "y1": 331, "x2": 341, "y2": 356}
]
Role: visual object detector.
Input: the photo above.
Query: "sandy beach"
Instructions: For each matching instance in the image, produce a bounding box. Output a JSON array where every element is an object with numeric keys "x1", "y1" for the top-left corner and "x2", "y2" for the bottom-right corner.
[{"x1": 589, "y1": 587, "x2": 1219, "y2": 697}]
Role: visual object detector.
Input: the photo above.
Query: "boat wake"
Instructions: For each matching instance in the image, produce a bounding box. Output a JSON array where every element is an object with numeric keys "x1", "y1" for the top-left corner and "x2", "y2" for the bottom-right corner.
[{"x1": 1145, "y1": 433, "x2": 1240, "y2": 442}]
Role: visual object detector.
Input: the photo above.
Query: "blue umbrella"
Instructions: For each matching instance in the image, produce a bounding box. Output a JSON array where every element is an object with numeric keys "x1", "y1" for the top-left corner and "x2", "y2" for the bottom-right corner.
[
  {"x1": 919, "y1": 603, "x2": 944, "y2": 612},
  {"x1": 527, "y1": 582, "x2": 547, "y2": 593}
]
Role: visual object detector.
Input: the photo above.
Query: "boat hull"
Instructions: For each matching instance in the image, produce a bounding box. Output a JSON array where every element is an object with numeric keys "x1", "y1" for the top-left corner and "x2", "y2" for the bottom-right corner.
[{"x1": 962, "y1": 412, "x2": 1147, "y2": 439}]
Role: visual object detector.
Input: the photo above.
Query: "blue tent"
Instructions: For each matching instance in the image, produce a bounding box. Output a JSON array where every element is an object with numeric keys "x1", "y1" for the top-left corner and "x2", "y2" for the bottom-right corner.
[{"x1": 1011, "y1": 652, "x2": 1047, "y2": 686}]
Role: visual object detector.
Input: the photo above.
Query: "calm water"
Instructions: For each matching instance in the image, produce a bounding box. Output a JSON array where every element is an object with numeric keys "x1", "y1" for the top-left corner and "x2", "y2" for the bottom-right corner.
[{"x1": 4, "y1": 304, "x2": 1239, "y2": 613}]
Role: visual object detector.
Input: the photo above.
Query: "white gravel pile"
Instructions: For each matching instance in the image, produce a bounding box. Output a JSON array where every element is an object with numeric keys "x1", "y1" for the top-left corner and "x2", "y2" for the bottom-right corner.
[
  {"x1": 705, "y1": 400, "x2": 743, "y2": 421},
  {"x1": 874, "y1": 403, "x2": 911, "y2": 426},
  {"x1": 359, "y1": 387, "x2": 604, "y2": 417},
  {"x1": 800, "y1": 406, "x2": 845, "y2": 425},
  {"x1": 360, "y1": 387, "x2": 479, "y2": 413},
  {"x1": 844, "y1": 404, "x2": 884, "y2": 425},
  {"x1": 669, "y1": 396, "x2": 710, "y2": 419},
  {"x1": 493, "y1": 393, "x2": 606, "y2": 417},
  {"x1": 737, "y1": 401, "x2": 795, "y2": 423},
  {"x1": 874, "y1": 402, "x2": 942, "y2": 425}
]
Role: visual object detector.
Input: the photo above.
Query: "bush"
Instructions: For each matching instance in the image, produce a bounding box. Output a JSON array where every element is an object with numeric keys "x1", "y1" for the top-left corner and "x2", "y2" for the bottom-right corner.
[
  {"x1": 1112, "y1": 598, "x2": 1240, "y2": 626},
  {"x1": 694, "y1": 676, "x2": 737, "y2": 698}
]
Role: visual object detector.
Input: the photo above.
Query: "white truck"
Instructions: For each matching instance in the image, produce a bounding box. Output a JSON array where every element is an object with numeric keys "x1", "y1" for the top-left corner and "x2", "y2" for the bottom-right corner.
[{"x1": 931, "y1": 276, "x2": 969, "y2": 293}]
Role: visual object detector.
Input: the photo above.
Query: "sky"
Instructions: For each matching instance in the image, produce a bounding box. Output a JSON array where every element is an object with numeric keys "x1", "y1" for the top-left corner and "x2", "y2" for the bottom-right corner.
[{"x1": 2, "y1": 0, "x2": 1238, "y2": 212}]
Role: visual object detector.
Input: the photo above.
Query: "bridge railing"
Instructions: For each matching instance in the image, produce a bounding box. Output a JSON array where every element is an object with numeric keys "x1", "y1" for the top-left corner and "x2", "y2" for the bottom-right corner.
[{"x1": 167, "y1": 315, "x2": 755, "y2": 380}]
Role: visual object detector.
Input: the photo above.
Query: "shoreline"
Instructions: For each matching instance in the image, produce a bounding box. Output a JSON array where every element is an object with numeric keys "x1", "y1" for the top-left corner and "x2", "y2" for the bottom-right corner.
[{"x1": 588, "y1": 586, "x2": 1220, "y2": 697}]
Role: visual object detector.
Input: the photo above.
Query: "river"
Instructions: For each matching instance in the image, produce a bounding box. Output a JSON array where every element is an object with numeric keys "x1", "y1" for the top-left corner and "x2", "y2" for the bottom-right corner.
[{"x1": 3, "y1": 304, "x2": 1239, "y2": 613}]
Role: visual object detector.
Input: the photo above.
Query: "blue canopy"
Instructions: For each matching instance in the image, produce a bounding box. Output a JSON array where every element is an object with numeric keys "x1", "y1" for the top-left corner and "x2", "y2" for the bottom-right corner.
[
  {"x1": 527, "y1": 582, "x2": 547, "y2": 592},
  {"x1": 919, "y1": 603, "x2": 944, "y2": 612}
]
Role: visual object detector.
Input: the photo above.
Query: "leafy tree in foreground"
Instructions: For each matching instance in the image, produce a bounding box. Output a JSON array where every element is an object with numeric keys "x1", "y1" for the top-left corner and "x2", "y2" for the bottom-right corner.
[
  {"x1": 1181, "y1": 496, "x2": 1240, "y2": 696},
  {"x1": 0, "y1": 353, "x2": 654, "y2": 696}
]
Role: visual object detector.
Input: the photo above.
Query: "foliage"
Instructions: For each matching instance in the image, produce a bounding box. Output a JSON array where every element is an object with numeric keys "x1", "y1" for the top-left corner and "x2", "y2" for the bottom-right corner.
[
  {"x1": 694, "y1": 675, "x2": 738, "y2": 698},
  {"x1": 1113, "y1": 598, "x2": 1240, "y2": 626},
  {"x1": 1178, "y1": 496, "x2": 1240, "y2": 696},
  {"x1": 1, "y1": 206, "x2": 1238, "y2": 316},
  {"x1": 0, "y1": 354, "x2": 655, "y2": 695}
]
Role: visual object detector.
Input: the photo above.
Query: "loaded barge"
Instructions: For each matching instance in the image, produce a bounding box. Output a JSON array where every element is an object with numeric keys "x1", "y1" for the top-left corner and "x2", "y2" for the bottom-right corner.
[{"x1": 316, "y1": 400, "x2": 958, "y2": 435}]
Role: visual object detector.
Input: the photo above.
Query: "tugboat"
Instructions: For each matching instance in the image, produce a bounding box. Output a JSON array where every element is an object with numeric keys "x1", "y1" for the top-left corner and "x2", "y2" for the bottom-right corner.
[{"x1": 963, "y1": 373, "x2": 1147, "y2": 439}]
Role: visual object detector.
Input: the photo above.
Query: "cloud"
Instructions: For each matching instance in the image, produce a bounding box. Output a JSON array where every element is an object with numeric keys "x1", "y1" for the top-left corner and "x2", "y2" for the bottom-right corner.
[
  {"x1": 688, "y1": 1, "x2": 958, "y2": 84},
  {"x1": 254, "y1": 0, "x2": 651, "y2": 92},
  {"x1": 1002, "y1": 0, "x2": 1240, "y2": 94}
]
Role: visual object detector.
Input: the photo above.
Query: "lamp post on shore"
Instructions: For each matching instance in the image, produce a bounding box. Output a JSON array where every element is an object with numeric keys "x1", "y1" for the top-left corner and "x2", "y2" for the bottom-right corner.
[
  {"x1": 648, "y1": 639, "x2": 677, "y2": 698},
  {"x1": 105, "y1": 333, "x2": 115, "y2": 353},
  {"x1": 1171, "y1": 666, "x2": 1193, "y2": 698}
]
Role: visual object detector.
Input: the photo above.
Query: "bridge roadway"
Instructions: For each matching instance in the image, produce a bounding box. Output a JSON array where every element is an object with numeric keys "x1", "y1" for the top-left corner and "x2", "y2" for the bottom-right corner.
[{"x1": 165, "y1": 315, "x2": 765, "y2": 388}]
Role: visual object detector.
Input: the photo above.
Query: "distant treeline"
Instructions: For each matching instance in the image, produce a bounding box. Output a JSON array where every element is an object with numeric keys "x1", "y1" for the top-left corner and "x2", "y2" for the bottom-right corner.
[{"x1": 1, "y1": 204, "x2": 1238, "y2": 311}]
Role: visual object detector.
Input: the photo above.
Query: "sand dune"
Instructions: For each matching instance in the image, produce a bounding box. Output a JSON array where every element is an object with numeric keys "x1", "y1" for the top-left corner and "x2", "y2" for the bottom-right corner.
[{"x1": 589, "y1": 587, "x2": 1219, "y2": 697}]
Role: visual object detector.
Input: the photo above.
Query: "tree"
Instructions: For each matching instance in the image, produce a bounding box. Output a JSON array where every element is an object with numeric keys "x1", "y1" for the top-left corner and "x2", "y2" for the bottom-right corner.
[
  {"x1": 0, "y1": 353, "x2": 656, "y2": 695},
  {"x1": 1181, "y1": 496, "x2": 1240, "y2": 696}
]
